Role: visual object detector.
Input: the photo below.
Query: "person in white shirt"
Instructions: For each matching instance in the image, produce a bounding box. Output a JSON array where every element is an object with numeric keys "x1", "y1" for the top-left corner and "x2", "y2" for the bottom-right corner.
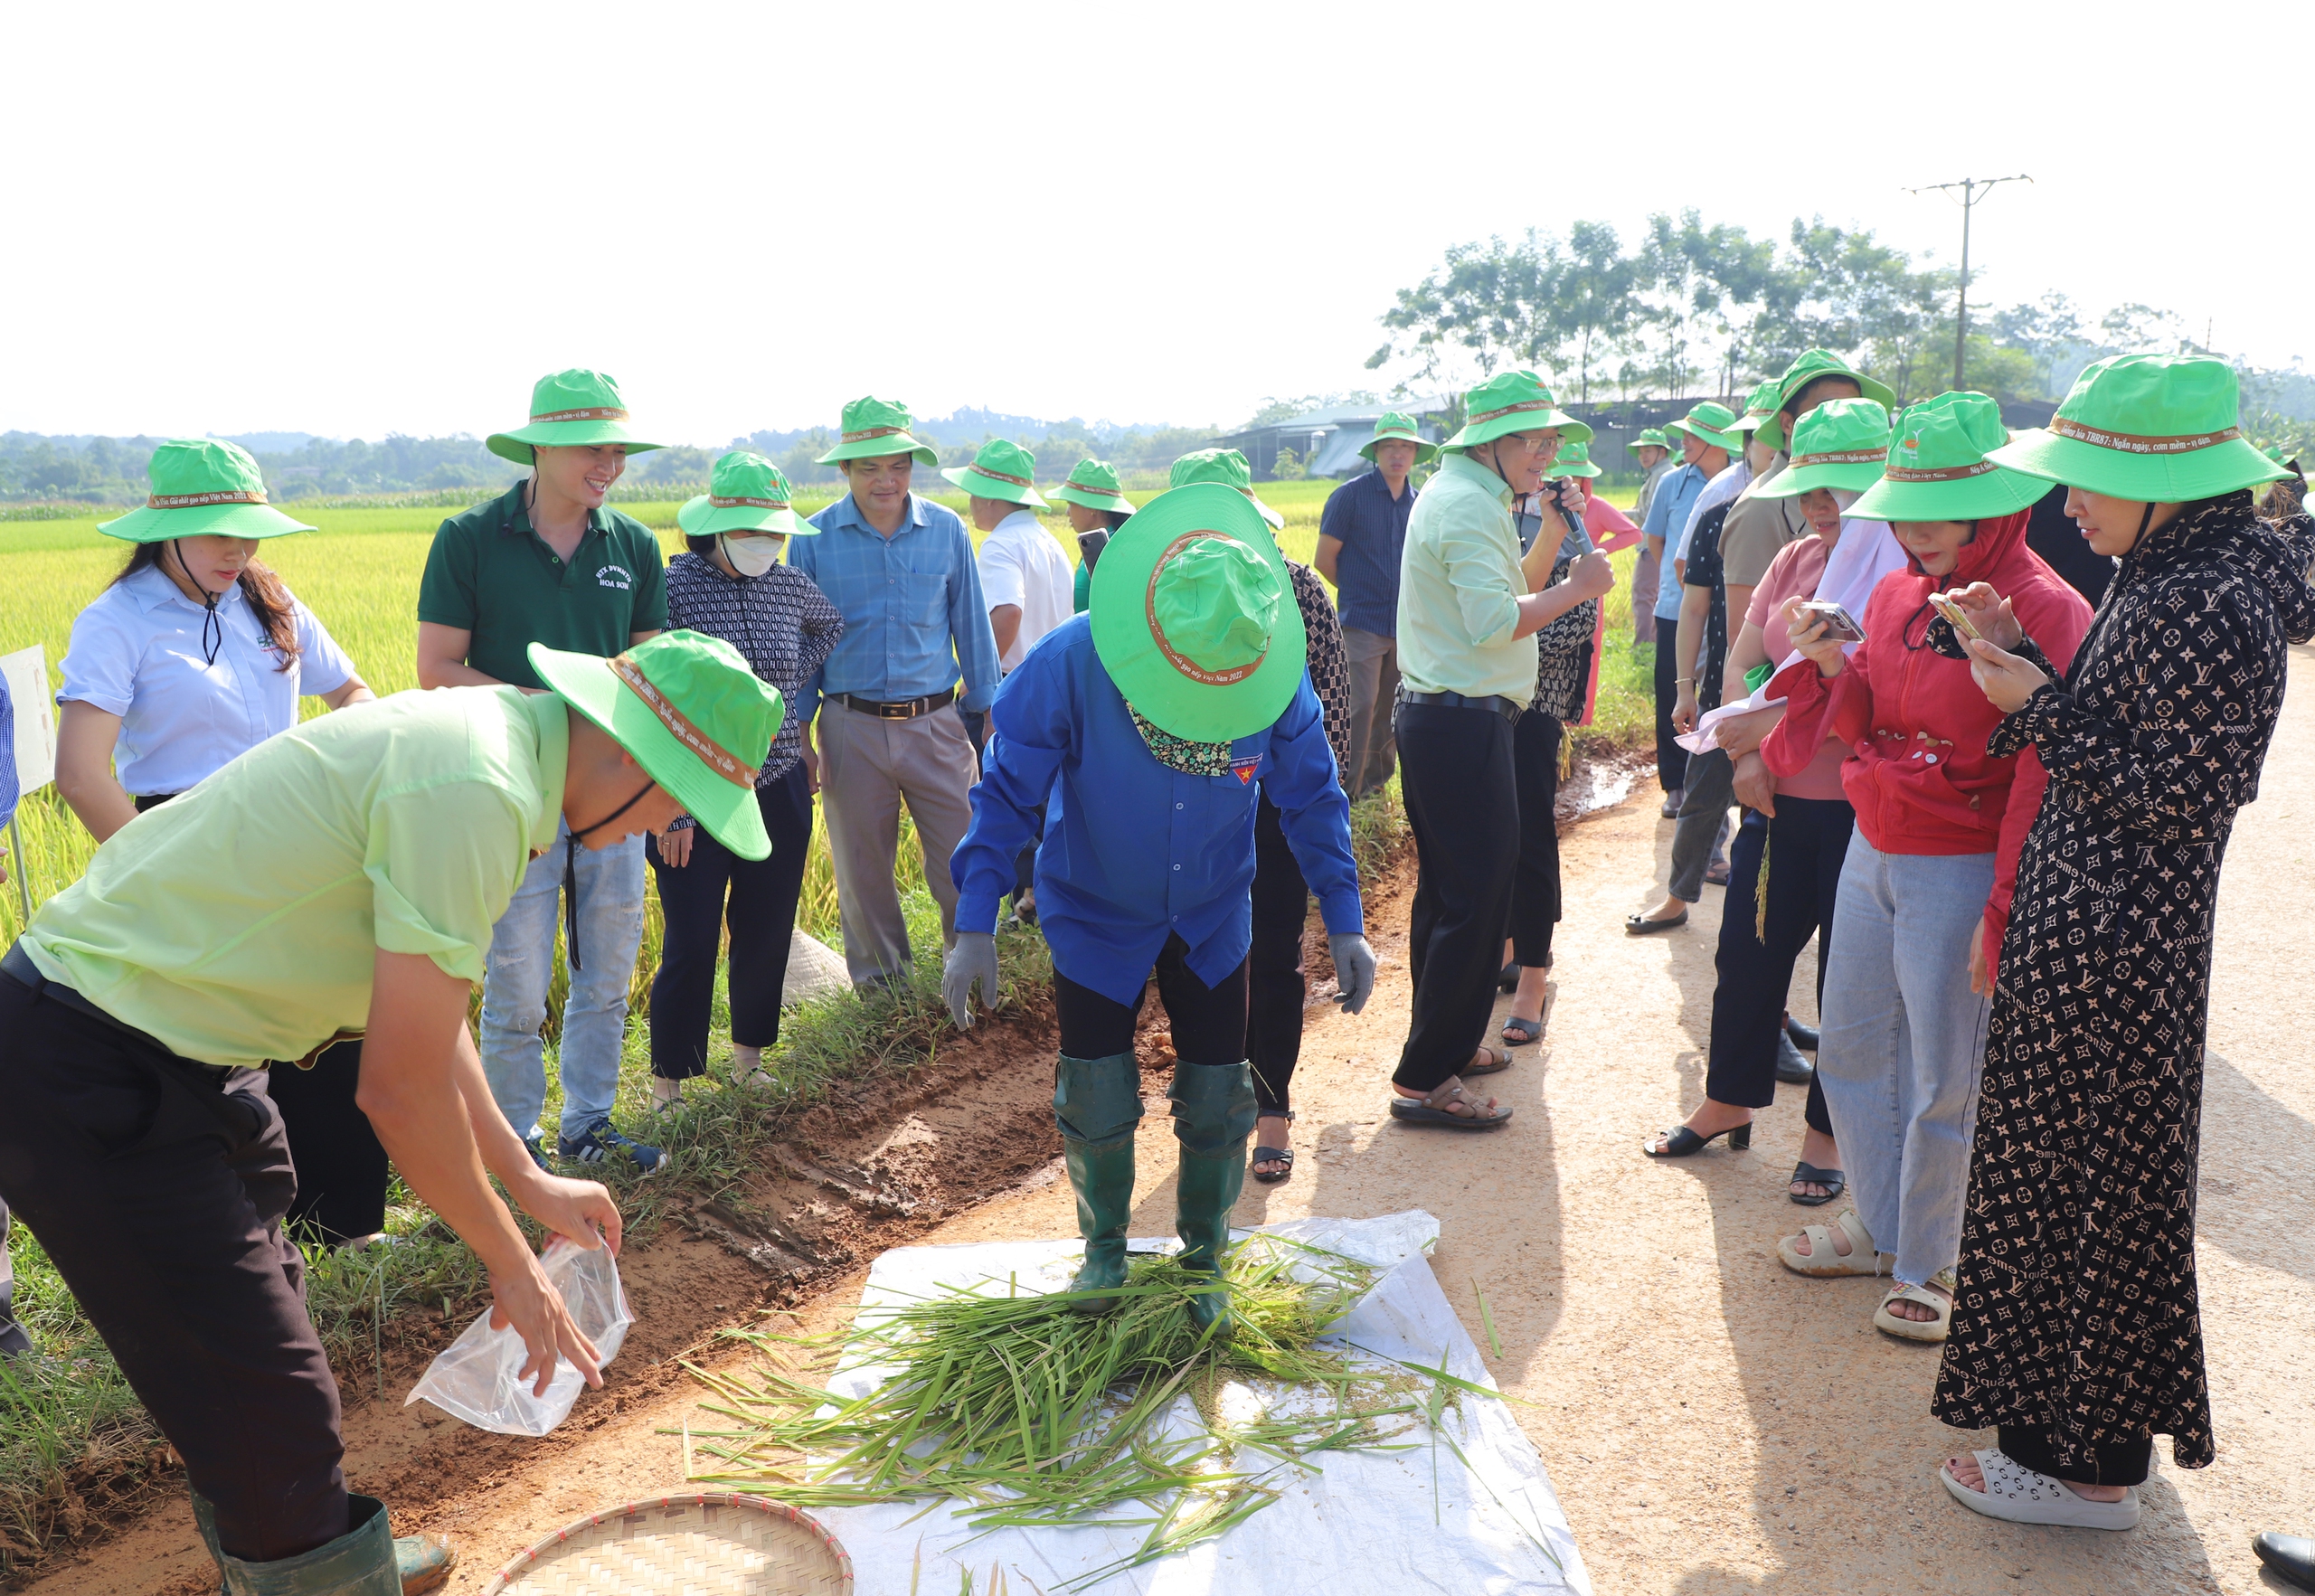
[{"x1": 949, "y1": 439, "x2": 1073, "y2": 672}]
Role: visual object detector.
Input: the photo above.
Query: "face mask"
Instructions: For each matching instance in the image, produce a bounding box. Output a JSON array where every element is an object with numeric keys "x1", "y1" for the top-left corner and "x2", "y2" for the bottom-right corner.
[{"x1": 723, "y1": 534, "x2": 780, "y2": 577}]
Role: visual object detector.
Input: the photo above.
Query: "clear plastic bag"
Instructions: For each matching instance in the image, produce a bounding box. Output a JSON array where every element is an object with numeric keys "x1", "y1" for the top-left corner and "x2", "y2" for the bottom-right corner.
[{"x1": 404, "y1": 1237, "x2": 632, "y2": 1436}]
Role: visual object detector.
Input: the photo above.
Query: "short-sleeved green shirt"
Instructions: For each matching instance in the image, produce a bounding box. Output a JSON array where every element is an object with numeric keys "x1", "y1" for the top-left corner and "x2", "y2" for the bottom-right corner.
[
  {"x1": 417, "y1": 483, "x2": 668, "y2": 690},
  {"x1": 22, "y1": 688, "x2": 568, "y2": 1071}
]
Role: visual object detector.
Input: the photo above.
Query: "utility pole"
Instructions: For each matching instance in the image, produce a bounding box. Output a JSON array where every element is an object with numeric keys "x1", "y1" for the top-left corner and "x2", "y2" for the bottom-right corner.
[{"x1": 1906, "y1": 174, "x2": 2032, "y2": 391}]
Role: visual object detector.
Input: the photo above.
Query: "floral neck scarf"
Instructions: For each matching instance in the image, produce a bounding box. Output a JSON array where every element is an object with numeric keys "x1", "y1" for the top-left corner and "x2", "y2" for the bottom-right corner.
[{"x1": 1127, "y1": 704, "x2": 1233, "y2": 776}]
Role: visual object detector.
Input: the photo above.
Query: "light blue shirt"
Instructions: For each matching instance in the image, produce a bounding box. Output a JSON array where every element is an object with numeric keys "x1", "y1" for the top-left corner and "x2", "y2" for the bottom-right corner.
[
  {"x1": 58, "y1": 565, "x2": 358, "y2": 798},
  {"x1": 1644, "y1": 462, "x2": 1709, "y2": 619},
  {"x1": 793, "y1": 493, "x2": 1003, "y2": 713}
]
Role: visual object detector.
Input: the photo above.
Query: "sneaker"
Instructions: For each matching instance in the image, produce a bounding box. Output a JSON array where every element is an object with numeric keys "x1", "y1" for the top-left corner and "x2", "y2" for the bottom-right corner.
[
  {"x1": 558, "y1": 1119, "x2": 665, "y2": 1175},
  {"x1": 521, "y1": 1135, "x2": 551, "y2": 1172}
]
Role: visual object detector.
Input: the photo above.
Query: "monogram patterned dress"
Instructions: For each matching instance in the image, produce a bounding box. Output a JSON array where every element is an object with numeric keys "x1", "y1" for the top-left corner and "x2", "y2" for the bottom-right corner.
[{"x1": 1931, "y1": 495, "x2": 2315, "y2": 1471}]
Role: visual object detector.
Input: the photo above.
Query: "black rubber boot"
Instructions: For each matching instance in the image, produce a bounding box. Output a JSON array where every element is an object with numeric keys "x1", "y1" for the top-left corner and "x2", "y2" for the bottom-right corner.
[
  {"x1": 192, "y1": 1493, "x2": 402, "y2": 1596},
  {"x1": 1053, "y1": 1052, "x2": 1145, "y2": 1314},
  {"x1": 1168, "y1": 1061, "x2": 1258, "y2": 1336}
]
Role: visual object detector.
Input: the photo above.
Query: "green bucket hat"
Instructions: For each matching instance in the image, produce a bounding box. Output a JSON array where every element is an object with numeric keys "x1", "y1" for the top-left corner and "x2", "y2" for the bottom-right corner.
[
  {"x1": 1634, "y1": 428, "x2": 1671, "y2": 450},
  {"x1": 676, "y1": 451, "x2": 817, "y2": 540},
  {"x1": 1168, "y1": 449, "x2": 1283, "y2": 529},
  {"x1": 1359, "y1": 411, "x2": 1439, "y2": 465},
  {"x1": 1443, "y1": 371, "x2": 1593, "y2": 450},
  {"x1": 1545, "y1": 440, "x2": 1601, "y2": 478},
  {"x1": 1726, "y1": 379, "x2": 1787, "y2": 451},
  {"x1": 941, "y1": 439, "x2": 1048, "y2": 507},
  {"x1": 1756, "y1": 398, "x2": 1894, "y2": 499},
  {"x1": 1666, "y1": 401, "x2": 1742, "y2": 457},
  {"x1": 487, "y1": 369, "x2": 663, "y2": 467},
  {"x1": 814, "y1": 396, "x2": 940, "y2": 467},
  {"x1": 1090, "y1": 483, "x2": 1307, "y2": 741},
  {"x1": 529, "y1": 630, "x2": 784, "y2": 862},
  {"x1": 99, "y1": 439, "x2": 316, "y2": 542},
  {"x1": 1051, "y1": 458, "x2": 1137, "y2": 515},
  {"x1": 1848, "y1": 392, "x2": 2046, "y2": 523},
  {"x1": 1988, "y1": 354, "x2": 2291, "y2": 502},
  {"x1": 1773, "y1": 349, "x2": 1896, "y2": 416}
]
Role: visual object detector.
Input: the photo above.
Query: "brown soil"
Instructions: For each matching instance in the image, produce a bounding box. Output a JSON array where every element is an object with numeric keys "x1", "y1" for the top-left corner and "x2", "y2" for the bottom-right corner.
[{"x1": 30, "y1": 683, "x2": 2315, "y2": 1594}]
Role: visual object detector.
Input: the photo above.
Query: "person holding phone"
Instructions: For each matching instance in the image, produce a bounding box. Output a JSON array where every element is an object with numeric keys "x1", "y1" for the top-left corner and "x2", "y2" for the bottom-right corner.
[{"x1": 1756, "y1": 392, "x2": 2091, "y2": 1346}]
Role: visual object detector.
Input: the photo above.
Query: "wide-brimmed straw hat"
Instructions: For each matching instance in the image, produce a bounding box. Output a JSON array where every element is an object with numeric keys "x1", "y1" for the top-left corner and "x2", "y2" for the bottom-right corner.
[
  {"x1": 530, "y1": 631, "x2": 785, "y2": 861},
  {"x1": 1442, "y1": 371, "x2": 1593, "y2": 451},
  {"x1": 1359, "y1": 411, "x2": 1439, "y2": 464},
  {"x1": 1168, "y1": 449, "x2": 1283, "y2": 530},
  {"x1": 99, "y1": 439, "x2": 316, "y2": 542},
  {"x1": 1773, "y1": 349, "x2": 1896, "y2": 416},
  {"x1": 941, "y1": 439, "x2": 1048, "y2": 506},
  {"x1": 1666, "y1": 401, "x2": 1742, "y2": 457},
  {"x1": 487, "y1": 370, "x2": 663, "y2": 467},
  {"x1": 676, "y1": 452, "x2": 817, "y2": 539},
  {"x1": 1756, "y1": 399, "x2": 1894, "y2": 498},
  {"x1": 1050, "y1": 458, "x2": 1137, "y2": 515},
  {"x1": 814, "y1": 396, "x2": 940, "y2": 467},
  {"x1": 1988, "y1": 354, "x2": 2291, "y2": 501},
  {"x1": 1849, "y1": 392, "x2": 2046, "y2": 523},
  {"x1": 1545, "y1": 440, "x2": 1601, "y2": 478},
  {"x1": 1088, "y1": 483, "x2": 1307, "y2": 742}
]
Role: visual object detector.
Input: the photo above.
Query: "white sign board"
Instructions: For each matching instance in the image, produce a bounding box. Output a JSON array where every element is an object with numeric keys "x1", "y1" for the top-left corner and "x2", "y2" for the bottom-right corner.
[{"x1": 2, "y1": 646, "x2": 56, "y2": 793}]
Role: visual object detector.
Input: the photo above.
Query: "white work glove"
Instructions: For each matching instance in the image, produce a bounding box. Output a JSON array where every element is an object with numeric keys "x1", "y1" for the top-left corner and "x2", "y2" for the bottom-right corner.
[
  {"x1": 1328, "y1": 932, "x2": 1378, "y2": 1015},
  {"x1": 942, "y1": 931, "x2": 999, "y2": 1028}
]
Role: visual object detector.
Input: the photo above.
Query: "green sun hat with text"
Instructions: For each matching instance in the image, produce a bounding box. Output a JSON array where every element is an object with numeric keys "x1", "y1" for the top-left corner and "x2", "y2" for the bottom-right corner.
[
  {"x1": 1359, "y1": 411, "x2": 1439, "y2": 465},
  {"x1": 487, "y1": 369, "x2": 663, "y2": 467},
  {"x1": 1090, "y1": 482, "x2": 1307, "y2": 741},
  {"x1": 1545, "y1": 439, "x2": 1601, "y2": 478},
  {"x1": 1169, "y1": 448, "x2": 1283, "y2": 529},
  {"x1": 1849, "y1": 392, "x2": 2046, "y2": 523},
  {"x1": 1726, "y1": 379, "x2": 1786, "y2": 450},
  {"x1": 1666, "y1": 400, "x2": 1742, "y2": 457},
  {"x1": 1052, "y1": 458, "x2": 1137, "y2": 515},
  {"x1": 1634, "y1": 427, "x2": 1671, "y2": 450},
  {"x1": 941, "y1": 439, "x2": 1049, "y2": 506},
  {"x1": 530, "y1": 630, "x2": 784, "y2": 862},
  {"x1": 676, "y1": 451, "x2": 817, "y2": 539},
  {"x1": 1756, "y1": 398, "x2": 1894, "y2": 498},
  {"x1": 1773, "y1": 349, "x2": 1896, "y2": 417},
  {"x1": 1988, "y1": 354, "x2": 2290, "y2": 501},
  {"x1": 1443, "y1": 370, "x2": 1592, "y2": 450},
  {"x1": 814, "y1": 396, "x2": 940, "y2": 466},
  {"x1": 99, "y1": 439, "x2": 317, "y2": 542}
]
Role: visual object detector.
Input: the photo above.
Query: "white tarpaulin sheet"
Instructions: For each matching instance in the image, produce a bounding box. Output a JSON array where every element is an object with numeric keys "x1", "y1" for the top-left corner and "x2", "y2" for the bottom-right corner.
[{"x1": 792, "y1": 1210, "x2": 1590, "y2": 1594}]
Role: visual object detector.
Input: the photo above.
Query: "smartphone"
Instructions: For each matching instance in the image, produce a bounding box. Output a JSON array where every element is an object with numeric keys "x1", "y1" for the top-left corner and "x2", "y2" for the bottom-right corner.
[
  {"x1": 1797, "y1": 600, "x2": 1865, "y2": 645},
  {"x1": 1928, "y1": 590, "x2": 1983, "y2": 642}
]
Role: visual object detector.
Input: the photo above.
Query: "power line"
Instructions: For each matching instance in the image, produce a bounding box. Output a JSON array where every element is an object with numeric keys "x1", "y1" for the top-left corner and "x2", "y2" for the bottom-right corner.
[{"x1": 1905, "y1": 174, "x2": 2033, "y2": 391}]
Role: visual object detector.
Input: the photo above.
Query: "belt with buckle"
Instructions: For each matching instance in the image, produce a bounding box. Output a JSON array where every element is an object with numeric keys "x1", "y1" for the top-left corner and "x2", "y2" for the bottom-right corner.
[
  {"x1": 3, "y1": 940, "x2": 238, "y2": 1084},
  {"x1": 1397, "y1": 689, "x2": 1524, "y2": 724},
  {"x1": 836, "y1": 687, "x2": 957, "y2": 721}
]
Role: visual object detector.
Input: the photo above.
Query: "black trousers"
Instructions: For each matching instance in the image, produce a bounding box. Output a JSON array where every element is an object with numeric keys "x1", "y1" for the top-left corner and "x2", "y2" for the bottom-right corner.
[
  {"x1": 1394, "y1": 701, "x2": 1520, "y2": 1093},
  {"x1": 647, "y1": 767, "x2": 814, "y2": 1078},
  {"x1": 1998, "y1": 1424, "x2": 2154, "y2": 1488},
  {"x1": 1706, "y1": 798, "x2": 1845, "y2": 1134},
  {"x1": 1054, "y1": 932, "x2": 1248, "y2": 1069},
  {"x1": 1506, "y1": 710, "x2": 1563, "y2": 968},
  {"x1": 267, "y1": 1041, "x2": 389, "y2": 1245},
  {"x1": 0, "y1": 968, "x2": 347, "y2": 1563},
  {"x1": 1247, "y1": 794, "x2": 1310, "y2": 1114},
  {"x1": 1652, "y1": 632, "x2": 1686, "y2": 792}
]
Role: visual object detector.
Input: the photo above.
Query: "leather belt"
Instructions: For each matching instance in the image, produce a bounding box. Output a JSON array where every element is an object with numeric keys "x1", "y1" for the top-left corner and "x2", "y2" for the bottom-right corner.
[
  {"x1": 836, "y1": 687, "x2": 957, "y2": 721},
  {"x1": 1397, "y1": 689, "x2": 1524, "y2": 724},
  {"x1": 2, "y1": 940, "x2": 235, "y2": 1085}
]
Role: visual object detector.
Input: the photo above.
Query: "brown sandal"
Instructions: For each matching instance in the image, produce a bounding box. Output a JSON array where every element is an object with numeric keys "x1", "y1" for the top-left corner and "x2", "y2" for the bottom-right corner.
[
  {"x1": 1464, "y1": 1044, "x2": 1513, "y2": 1076},
  {"x1": 1388, "y1": 1076, "x2": 1514, "y2": 1130}
]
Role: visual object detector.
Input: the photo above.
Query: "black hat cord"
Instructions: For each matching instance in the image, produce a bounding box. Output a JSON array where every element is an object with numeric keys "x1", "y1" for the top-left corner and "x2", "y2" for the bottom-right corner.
[
  {"x1": 173, "y1": 541, "x2": 225, "y2": 666},
  {"x1": 561, "y1": 779, "x2": 654, "y2": 971}
]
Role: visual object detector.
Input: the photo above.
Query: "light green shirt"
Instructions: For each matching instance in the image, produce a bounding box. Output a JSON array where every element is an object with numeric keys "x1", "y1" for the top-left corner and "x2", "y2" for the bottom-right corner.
[
  {"x1": 1394, "y1": 451, "x2": 1537, "y2": 699},
  {"x1": 24, "y1": 687, "x2": 567, "y2": 1071}
]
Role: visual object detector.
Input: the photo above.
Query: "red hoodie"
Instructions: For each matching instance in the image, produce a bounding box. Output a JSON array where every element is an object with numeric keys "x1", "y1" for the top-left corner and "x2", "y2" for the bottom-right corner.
[{"x1": 1760, "y1": 507, "x2": 2092, "y2": 978}]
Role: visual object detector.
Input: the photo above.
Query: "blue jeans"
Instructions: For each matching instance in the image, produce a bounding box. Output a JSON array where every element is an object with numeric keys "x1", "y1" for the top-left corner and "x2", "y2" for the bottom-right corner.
[
  {"x1": 1816, "y1": 833, "x2": 1993, "y2": 1286},
  {"x1": 479, "y1": 821, "x2": 646, "y2": 1144}
]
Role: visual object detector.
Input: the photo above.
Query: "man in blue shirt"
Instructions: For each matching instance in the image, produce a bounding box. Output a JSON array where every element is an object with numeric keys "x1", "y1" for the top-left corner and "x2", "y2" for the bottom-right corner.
[
  {"x1": 942, "y1": 484, "x2": 1375, "y2": 1333},
  {"x1": 793, "y1": 397, "x2": 1002, "y2": 986},
  {"x1": 1640, "y1": 401, "x2": 1738, "y2": 811},
  {"x1": 1315, "y1": 412, "x2": 1430, "y2": 798}
]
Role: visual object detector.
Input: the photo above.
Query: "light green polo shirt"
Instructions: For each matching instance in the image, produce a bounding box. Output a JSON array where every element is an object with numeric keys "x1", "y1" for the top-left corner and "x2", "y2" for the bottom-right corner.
[
  {"x1": 23, "y1": 687, "x2": 567, "y2": 1071},
  {"x1": 1394, "y1": 451, "x2": 1537, "y2": 700}
]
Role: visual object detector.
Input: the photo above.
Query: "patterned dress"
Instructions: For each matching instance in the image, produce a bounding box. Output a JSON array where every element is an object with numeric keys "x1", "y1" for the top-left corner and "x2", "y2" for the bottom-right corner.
[
  {"x1": 1932, "y1": 495, "x2": 2315, "y2": 1470},
  {"x1": 1285, "y1": 560, "x2": 1354, "y2": 779}
]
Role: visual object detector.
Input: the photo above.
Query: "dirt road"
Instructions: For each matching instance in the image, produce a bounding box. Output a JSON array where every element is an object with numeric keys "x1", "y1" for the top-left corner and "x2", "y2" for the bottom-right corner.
[{"x1": 35, "y1": 646, "x2": 2313, "y2": 1594}]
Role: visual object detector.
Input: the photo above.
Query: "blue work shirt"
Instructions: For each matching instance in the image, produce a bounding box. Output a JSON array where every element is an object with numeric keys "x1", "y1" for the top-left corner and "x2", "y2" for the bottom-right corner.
[
  {"x1": 1318, "y1": 468, "x2": 1417, "y2": 635},
  {"x1": 1643, "y1": 462, "x2": 1709, "y2": 619},
  {"x1": 793, "y1": 493, "x2": 1002, "y2": 713},
  {"x1": 950, "y1": 615, "x2": 1363, "y2": 1006}
]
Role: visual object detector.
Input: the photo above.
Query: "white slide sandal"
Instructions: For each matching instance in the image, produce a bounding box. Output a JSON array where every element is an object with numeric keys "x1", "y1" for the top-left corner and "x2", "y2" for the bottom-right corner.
[
  {"x1": 1775, "y1": 1208, "x2": 1892, "y2": 1278},
  {"x1": 1940, "y1": 1450, "x2": 2140, "y2": 1530}
]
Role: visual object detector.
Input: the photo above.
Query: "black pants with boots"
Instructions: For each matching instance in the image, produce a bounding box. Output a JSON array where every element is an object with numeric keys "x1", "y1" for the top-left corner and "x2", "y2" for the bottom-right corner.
[
  {"x1": 1053, "y1": 933, "x2": 1249, "y2": 1066},
  {"x1": 0, "y1": 963, "x2": 349, "y2": 1563},
  {"x1": 1247, "y1": 794, "x2": 1311, "y2": 1115}
]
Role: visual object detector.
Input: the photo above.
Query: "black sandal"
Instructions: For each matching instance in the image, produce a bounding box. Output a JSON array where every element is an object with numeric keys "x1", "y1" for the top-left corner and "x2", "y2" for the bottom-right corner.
[
  {"x1": 1642, "y1": 1120, "x2": 1753, "y2": 1157},
  {"x1": 1500, "y1": 1015, "x2": 1543, "y2": 1045},
  {"x1": 1251, "y1": 1113, "x2": 1296, "y2": 1185},
  {"x1": 1498, "y1": 961, "x2": 1519, "y2": 992},
  {"x1": 1789, "y1": 1161, "x2": 1845, "y2": 1206}
]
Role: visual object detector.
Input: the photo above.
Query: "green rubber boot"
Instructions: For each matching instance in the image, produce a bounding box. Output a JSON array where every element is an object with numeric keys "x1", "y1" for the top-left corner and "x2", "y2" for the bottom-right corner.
[
  {"x1": 1169, "y1": 1061, "x2": 1257, "y2": 1336},
  {"x1": 1054, "y1": 1052, "x2": 1145, "y2": 1314},
  {"x1": 191, "y1": 1493, "x2": 404, "y2": 1596}
]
